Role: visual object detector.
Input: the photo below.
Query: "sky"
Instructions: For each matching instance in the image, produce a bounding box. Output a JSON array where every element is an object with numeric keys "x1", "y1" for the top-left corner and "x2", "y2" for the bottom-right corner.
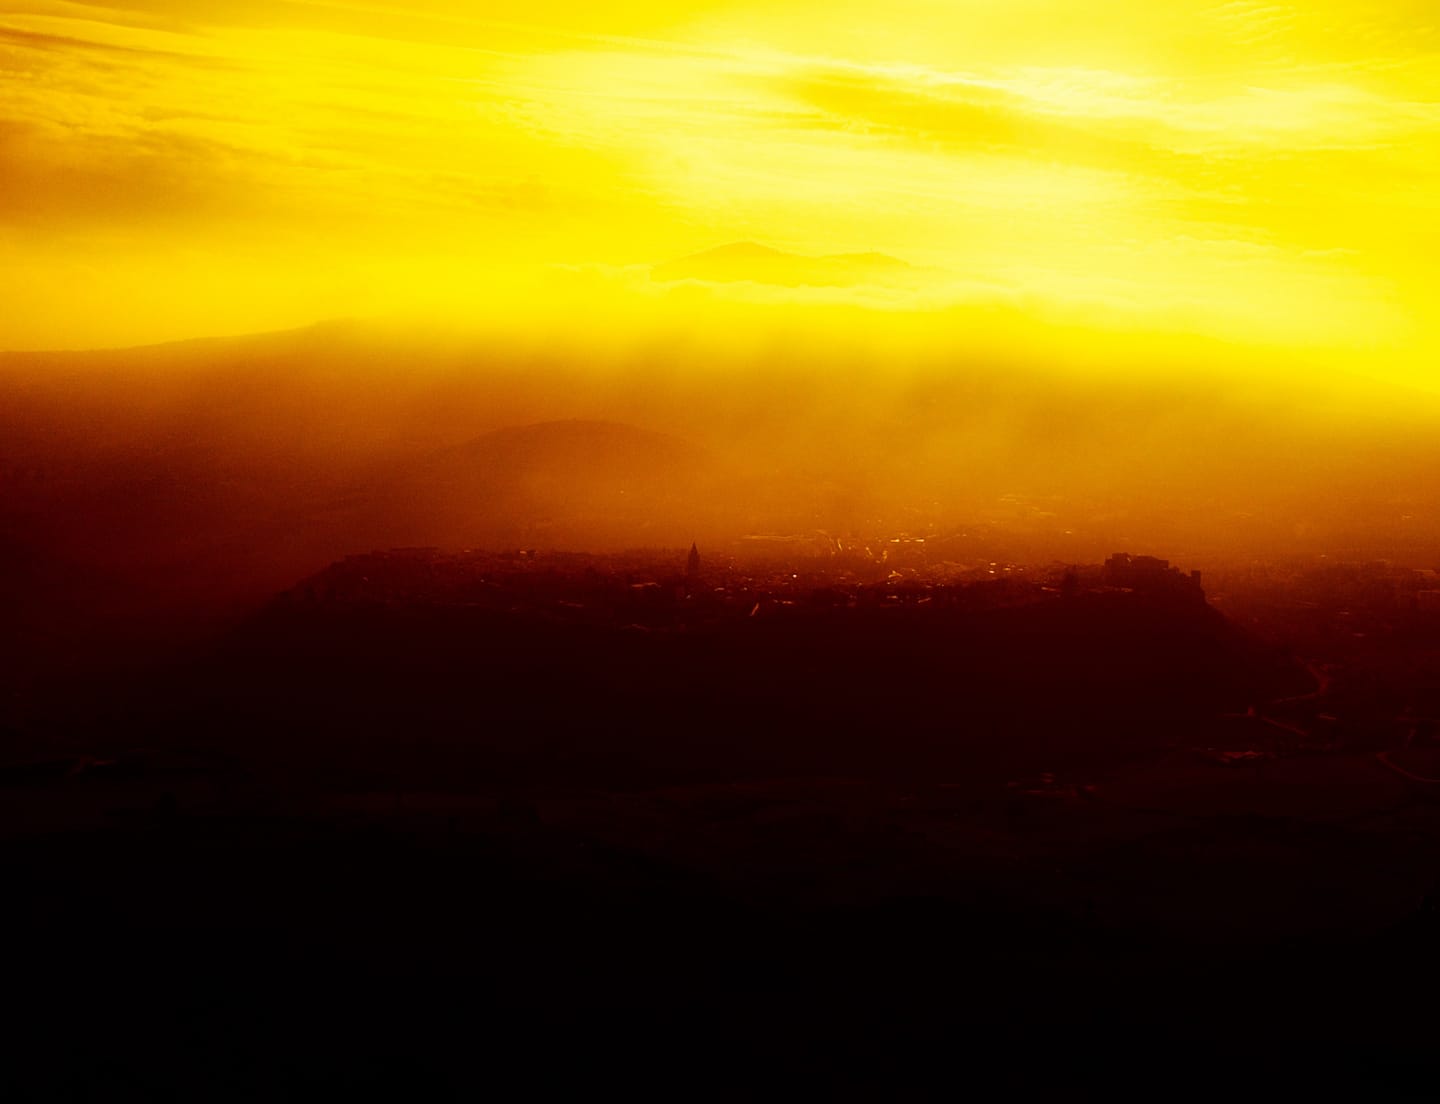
[{"x1": 2, "y1": 1, "x2": 1439, "y2": 383}]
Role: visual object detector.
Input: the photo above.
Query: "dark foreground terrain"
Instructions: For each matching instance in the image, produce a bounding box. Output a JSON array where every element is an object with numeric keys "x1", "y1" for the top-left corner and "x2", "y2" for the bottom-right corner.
[{"x1": 5, "y1": 553, "x2": 1440, "y2": 1099}]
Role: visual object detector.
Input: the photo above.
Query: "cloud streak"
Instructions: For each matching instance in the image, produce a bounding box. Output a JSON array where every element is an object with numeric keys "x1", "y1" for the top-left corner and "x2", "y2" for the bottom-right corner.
[{"x1": 0, "y1": 0, "x2": 1435, "y2": 365}]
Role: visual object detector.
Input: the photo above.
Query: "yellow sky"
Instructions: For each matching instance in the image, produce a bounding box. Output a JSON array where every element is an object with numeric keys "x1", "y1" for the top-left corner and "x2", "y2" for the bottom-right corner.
[{"x1": 1, "y1": 0, "x2": 1438, "y2": 376}]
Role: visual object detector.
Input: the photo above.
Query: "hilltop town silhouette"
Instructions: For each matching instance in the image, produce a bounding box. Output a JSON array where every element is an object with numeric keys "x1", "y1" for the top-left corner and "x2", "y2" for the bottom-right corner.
[{"x1": 8, "y1": 528, "x2": 1440, "y2": 1095}]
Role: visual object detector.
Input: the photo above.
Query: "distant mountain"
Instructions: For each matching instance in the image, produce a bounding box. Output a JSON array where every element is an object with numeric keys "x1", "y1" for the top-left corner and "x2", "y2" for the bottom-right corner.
[
  {"x1": 438, "y1": 419, "x2": 697, "y2": 478},
  {"x1": 332, "y1": 419, "x2": 718, "y2": 551},
  {"x1": 651, "y1": 242, "x2": 919, "y2": 288},
  {"x1": 0, "y1": 344, "x2": 727, "y2": 685}
]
